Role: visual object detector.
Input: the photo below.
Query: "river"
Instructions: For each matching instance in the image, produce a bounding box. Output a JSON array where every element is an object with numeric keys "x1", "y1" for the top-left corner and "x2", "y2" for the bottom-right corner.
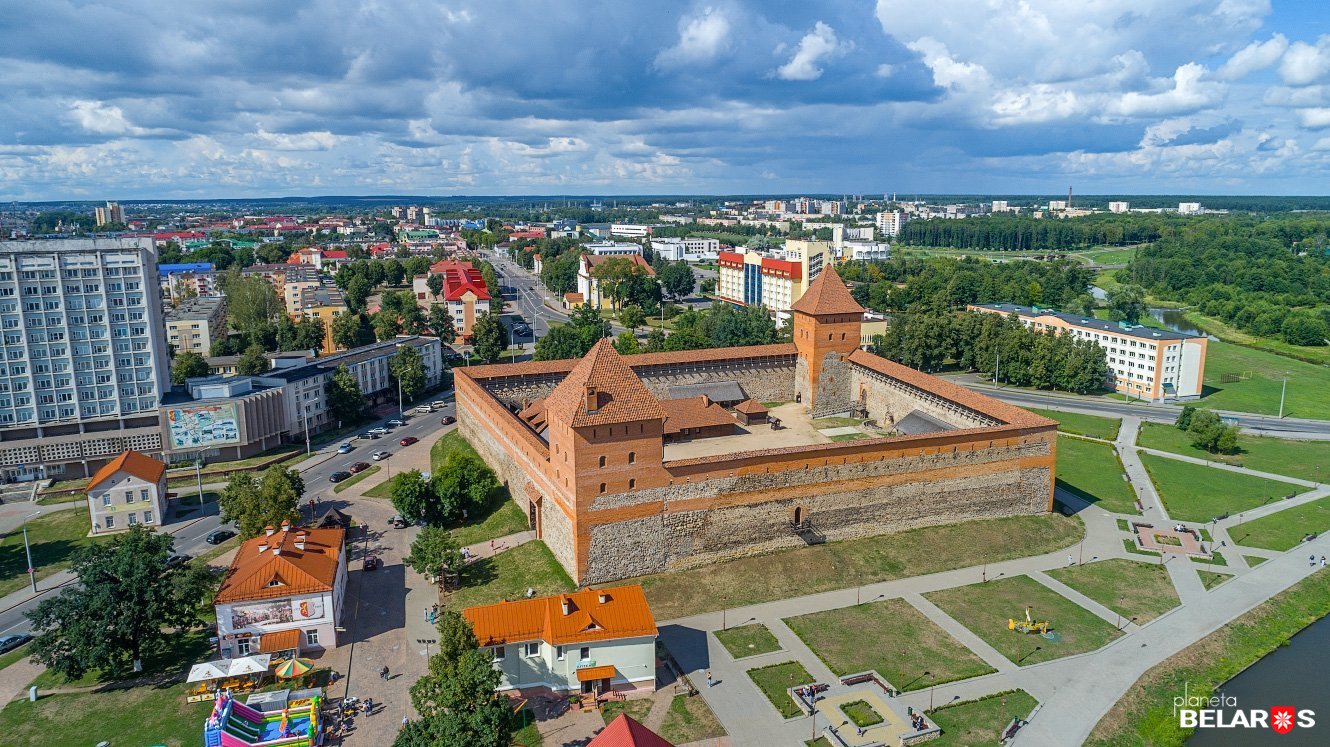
[
  {"x1": 1148, "y1": 307, "x2": 1209, "y2": 337},
  {"x1": 1187, "y1": 612, "x2": 1330, "y2": 745}
]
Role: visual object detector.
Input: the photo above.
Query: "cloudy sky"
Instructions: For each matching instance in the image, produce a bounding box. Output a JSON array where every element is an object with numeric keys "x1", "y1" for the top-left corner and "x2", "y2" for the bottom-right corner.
[{"x1": 2, "y1": 0, "x2": 1329, "y2": 200}]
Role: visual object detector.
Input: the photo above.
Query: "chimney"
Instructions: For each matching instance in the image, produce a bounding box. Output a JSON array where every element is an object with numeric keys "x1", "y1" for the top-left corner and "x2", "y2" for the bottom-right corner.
[
  {"x1": 258, "y1": 541, "x2": 269, "y2": 553},
  {"x1": 280, "y1": 520, "x2": 291, "y2": 533},
  {"x1": 561, "y1": 597, "x2": 572, "y2": 616},
  {"x1": 598, "y1": 592, "x2": 610, "y2": 604},
  {"x1": 295, "y1": 531, "x2": 307, "y2": 550},
  {"x1": 584, "y1": 385, "x2": 597, "y2": 413},
  {"x1": 700, "y1": 395, "x2": 710, "y2": 407},
  {"x1": 265, "y1": 525, "x2": 276, "y2": 537},
  {"x1": 272, "y1": 547, "x2": 282, "y2": 555}
]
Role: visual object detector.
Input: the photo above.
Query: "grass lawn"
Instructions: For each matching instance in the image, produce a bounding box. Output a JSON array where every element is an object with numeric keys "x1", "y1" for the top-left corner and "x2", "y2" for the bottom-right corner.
[
  {"x1": 1228, "y1": 496, "x2": 1330, "y2": 551},
  {"x1": 1116, "y1": 518, "x2": 1130, "y2": 532},
  {"x1": 444, "y1": 540, "x2": 575, "y2": 609},
  {"x1": 1140, "y1": 453, "x2": 1305, "y2": 523},
  {"x1": 193, "y1": 534, "x2": 241, "y2": 567},
  {"x1": 1196, "y1": 339, "x2": 1330, "y2": 419},
  {"x1": 333, "y1": 465, "x2": 380, "y2": 493},
  {"x1": 1136, "y1": 422, "x2": 1330, "y2": 483},
  {"x1": 513, "y1": 715, "x2": 543, "y2": 747},
  {"x1": 931, "y1": 690, "x2": 1038, "y2": 745},
  {"x1": 36, "y1": 492, "x2": 85, "y2": 506},
  {"x1": 1199, "y1": 571, "x2": 1230, "y2": 590},
  {"x1": 0, "y1": 683, "x2": 211, "y2": 747},
  {"x1": 451, "y1": 498, "x2": 531, "y2": 547},
  {"x1": 812, "y1": 416, "x2": 865, "y2": 428},
  {"x1": 1055, "y1": 437, "x2": 1137, "y2": 514},
  {"x1": 924, "y1": 575, "x2": 1124, "y2": 666},
  {"x1": 784, "y1": 599, "x2": 995, "y2": 689},
  {"x1": 1046, "y1": 558, "x2": 1180, "y2": 624},
  {"x1": 601, "y1": 697, "x2": 653, "y2": 726},
  {"x1": 0, "y1": 505, "x2": 105, "y2": 598},
  {"x1": 431, "y1": 429, "x2": 479, "y2": 471},
  {"x1": 1086, "y1": 567, "x2": 1330, "y2": 746},
  {"x1": 830, "y1": 433, "x2": 869, "y2": 442},
  {"x1": 1246, "y1": 555, "x2": 1268, "y2": 566},
  {"x1": 1123, "y1": 538, "x2": 1161, "y2": 558},
  {"x1": 658, "y1": 693, "x2": 727, "y2": 743},
  {"x1": 30, "y1": 628, "x2": 214, "y2": 691},
  {"x1": 840, "y1": 699, "x2": 884, "y2": 727},
  {"x1": 1026, "y1": 408, "x2": 1121, "y2": 441},
  {"x1": 1187, "y1": 312, "x2": 1330, "y2": 367},
  {"x1": 807, "y1": 739, "x2": 833, "y2": 747},
  {"x1": 0, "y1": 642, "x2": 32, "y2": 672},
  {"x1": 747, "y1": 661, "x2": 815, "y2": 719},
  {"x1": 635, "y1": 513, "x2": 1084, "y2": 620},
  {"x1": 363, "y1": 478, "x2": 392, "y2": 498},
  {"x1": 714, "y1": 623, "x2": 782, "y2": 659}
]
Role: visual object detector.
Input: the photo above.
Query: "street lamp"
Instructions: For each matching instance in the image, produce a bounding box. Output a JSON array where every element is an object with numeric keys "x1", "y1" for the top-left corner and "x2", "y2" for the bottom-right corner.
[
  {"x1": 22, "y1": 511, "x2": 41, "y2": 593},
  {"x1": 926, "y1": 672, "x2": 935, "y2": 711}
]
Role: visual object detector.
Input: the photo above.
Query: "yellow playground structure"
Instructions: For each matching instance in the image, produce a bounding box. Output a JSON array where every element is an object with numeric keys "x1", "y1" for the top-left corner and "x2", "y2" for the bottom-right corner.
[{"x1": 1008, "y1": 606, "x2": 1050, "y2": 635}]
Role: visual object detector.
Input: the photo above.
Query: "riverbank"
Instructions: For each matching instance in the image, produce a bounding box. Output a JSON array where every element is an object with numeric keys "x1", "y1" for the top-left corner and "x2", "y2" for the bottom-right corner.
[{"x1": 1084, "y1": 570, "x2": 1330, "y2": 746}]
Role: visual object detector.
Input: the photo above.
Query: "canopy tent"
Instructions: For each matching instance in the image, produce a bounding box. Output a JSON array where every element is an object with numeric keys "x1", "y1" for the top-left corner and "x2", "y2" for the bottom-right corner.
[
  {"x1": 187, "y1": 655, "x2": 273, "y2": 683},
  {"x1": 187, "y1": 661, "x2": 230, "y2": 683},
  {"x1": 227, "y1": 655, "x2": 273, "y2": 676}
]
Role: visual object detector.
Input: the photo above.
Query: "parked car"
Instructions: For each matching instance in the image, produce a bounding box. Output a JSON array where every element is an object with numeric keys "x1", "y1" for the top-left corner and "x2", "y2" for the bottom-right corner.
[
  {"x1": 205, "y1": 529, "x2": 236, "y2": 545},
  {"x1": 0, "y1": 634, "x2": 32, "y2": 654},
  {"x1": 360, "y1": 432, "x2": 377, "y2": 440},
  {"x1": 348, "y1": 461, "x2": 371, "y2": 474},
  {"x1": 362, "y1": 554, "x2": 380, "y2": 571},
  {"x1": 440, "y1": 415, "x2": 456, "y2": 426},
  {"x1": 514, "y1": 324, "x2": 531, "y2": 336},
  {"x1": 165, "y1": 553, "x2": 192, "y2": 567},
  {"x1": 368, "y1": 426, "x2": 388, "y2": 436},
  {"x1": 337, "y1": 442, "x2": 354, "y2": 454},
  {"x1": 430, "y1": 401, "x2": 447, "y2": 409},
  {"x1": 399, "y1": 436, "x2": 419, "y2": 447},
  {"x1": 387, "y1": 419, "x2": 406, "y2": 428},
  {"x1": 415, "y1": 405, "x2": 433, "y2": 414},
  {"x1": 389, "y1": 515, "x2": 408, "y2": 528},
  {"x1": 329, "y1": 471, "x2": 352, "y2": 483},
  {"x1": 372, "y1": 450, "x2": 391, "y2": 461}
]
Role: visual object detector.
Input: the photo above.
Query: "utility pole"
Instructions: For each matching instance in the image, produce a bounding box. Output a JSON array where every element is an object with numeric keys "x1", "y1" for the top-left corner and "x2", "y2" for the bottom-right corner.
[
  {"x1": 303, "y1": 406, "x2": 311, "y2": 454},
  {"x1": 22, "y1": 511, "x2": 40, "y2": 593},
  {"x1": 993, "y1": 351, "x2": 1000, "y2": 389},
  {"x1": 1279, "y1": 375, "x2": 1288, "y2": 419},
  {"x1": 195, "y1": 459, "x2": 205, "y2": 504}
]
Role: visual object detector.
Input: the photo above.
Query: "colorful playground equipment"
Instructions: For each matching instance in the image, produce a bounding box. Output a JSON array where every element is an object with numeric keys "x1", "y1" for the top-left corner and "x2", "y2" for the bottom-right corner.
[
  {"x1": 204, "y1": 690, "x2": 322, "y2": 747},
  {"x1": 1008, "y1": 606, "x2": 1054, "y2": 638}
]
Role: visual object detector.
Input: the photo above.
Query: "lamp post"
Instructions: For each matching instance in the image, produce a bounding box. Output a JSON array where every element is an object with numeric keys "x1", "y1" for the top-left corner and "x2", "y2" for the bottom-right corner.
[
  {"x1": 1279, "y1": 374, "x2": 1288, "y2": 419},
  {"x1": 926, "y1": 672, "x2": 935, "y2": 711},
  {"x1": 22, "y1": 511, "x2": 41, "y2": 593}
]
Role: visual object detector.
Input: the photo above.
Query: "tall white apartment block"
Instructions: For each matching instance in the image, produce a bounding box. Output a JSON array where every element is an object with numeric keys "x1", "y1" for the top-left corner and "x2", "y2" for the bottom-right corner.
[
  {"x1": 991, "y1": 200, "x2": 1010, "y2": 212},
  {"x1": 1178, "y1": 202, "x2": 1202, "y2": 215},
  {"x1": 0, "y1": 238, "x2": 170, "y2": 481},
  {"x1": 874, "y1": 210, "x2": 907, "y2": 237},
  {"x1": 1108, "y1": 201, "x2": 1130, "y2": 213}
]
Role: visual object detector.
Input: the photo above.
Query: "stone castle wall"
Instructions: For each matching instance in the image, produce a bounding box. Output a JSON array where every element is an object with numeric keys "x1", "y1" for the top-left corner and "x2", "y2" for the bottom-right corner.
[
  {"x1": 809, "y1": 351, "x2": 853, "y2": 417},
  {"x1": 854, "y1": 364, "x2": 998, "y2": 431}
]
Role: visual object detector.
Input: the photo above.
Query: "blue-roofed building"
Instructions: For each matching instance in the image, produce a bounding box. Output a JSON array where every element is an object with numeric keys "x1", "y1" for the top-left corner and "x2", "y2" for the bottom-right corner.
[{"x1": 158, "y1": 262, "x2": 214, "y2": 276}]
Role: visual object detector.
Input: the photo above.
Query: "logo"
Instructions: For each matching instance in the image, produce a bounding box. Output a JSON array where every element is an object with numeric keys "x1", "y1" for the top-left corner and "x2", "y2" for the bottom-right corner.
[{"x1": 1174, "y1": 683, "x2": 1315, "y2": 733}]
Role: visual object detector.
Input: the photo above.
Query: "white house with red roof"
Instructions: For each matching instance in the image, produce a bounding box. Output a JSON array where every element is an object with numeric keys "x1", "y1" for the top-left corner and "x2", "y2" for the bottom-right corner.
[{"x1": 85, "y1": 450, "x2": 167, "y2": 535}]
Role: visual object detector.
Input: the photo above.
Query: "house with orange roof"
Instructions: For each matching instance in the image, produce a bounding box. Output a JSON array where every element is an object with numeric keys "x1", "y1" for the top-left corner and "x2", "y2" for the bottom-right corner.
[
  {"x1": 463, "y1": 584, "x2": 658, "y2": 697},
  {"x1": 588, "y1": 714, "x2": 674, "y2": 747},
  {"x1": 213, "y1": 522, "x2": 348, "y2": 660},
  {"x1": 86, "y1": 450, "x2": 167, "y2": 535}
]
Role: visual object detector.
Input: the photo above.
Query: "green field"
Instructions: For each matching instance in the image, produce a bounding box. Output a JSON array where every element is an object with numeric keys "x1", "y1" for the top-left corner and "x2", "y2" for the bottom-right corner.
[
  {"x1": 1187, "y1": 311, "x2": 1330, "y2": 367},
  {"x1": 0, "y1": 506, "x2": 106, "y2": 598},
  {"x1": 931, "y1": 690, "x2": 1039, "y2": 745},
  {"x1": 444, "y1": 540, "x2": 575, "y2": 609},
  {"x1": 601, "y1": 698, "x2": 652, "y2": 725},
  {"x1": 1055, "y1": 437, "x2": 1137, "y2": 513},
  {"x1": 1197, "y1": 339, "x2": 1330, "y2": 419},
  {"x1": 784, "y1": 599, "x2": 995, "y2": 689},
  {"x1": 924, "y1": 575, "x2": 1124, "y2": 666},
  {"x1": 1026, "y1": 408, "x2": 1121, "y2": 441},
  {"x1": 1136, "y1": 422, "x2": 1329, "y2": 483},
  {"x1": 714, "y1": 623, "x2": 783, "y2": 659},
  {"x1": 1199, "y1": 571, "x2": 1230, "y2": 590},
  {"x1": 1231, "y1": 495, "x2": 1330, "y2": 551},
  {"x1": 1140, "y1": 453, "x2": 1305, "y2": 522},
  {"x1": 658, "y1": 694, "x2": 727, "y2": 743},
  {"x1": 747, "y1": 661, "x2": 815, "y2": 719},
  {"x1": 1047, "y1": 558, "x2": 1179, "y2": 624}
]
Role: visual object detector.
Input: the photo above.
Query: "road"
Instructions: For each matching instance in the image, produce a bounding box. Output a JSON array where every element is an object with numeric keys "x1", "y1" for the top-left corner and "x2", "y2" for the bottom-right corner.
[{"x1": 0, "y1": 397, "x2": 458, "y2": 639}]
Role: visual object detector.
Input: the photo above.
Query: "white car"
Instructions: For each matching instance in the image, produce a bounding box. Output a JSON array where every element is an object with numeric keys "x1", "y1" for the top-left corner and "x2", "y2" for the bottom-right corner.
[
  {"x1": 415, "y1": 405, "x2": 433, "y2": 414},
  {"x1": 372, "y1": 450, "x2": 391, "y2": 461},
  {"x1": 387, "y1": 419, "x2": 406, "y2": 428},
  {"x1": 368, "y1": 427, "x2": 388, "y2": 436}
]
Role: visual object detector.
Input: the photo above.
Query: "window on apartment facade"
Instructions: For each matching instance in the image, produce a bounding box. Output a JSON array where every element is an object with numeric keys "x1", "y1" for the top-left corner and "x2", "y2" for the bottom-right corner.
[
  {"x1": 556, "y1": 646, "x2": 565, "y2": 661},
  {"x1": 305, "y1": 629, "x2": 319, "y2": 646},
  {"x1": 140, "y1": 489, "x2": 148, "y2": 502},
  {"x1": 102, "y1": 493, "x2": 111, "y2": 506},
  {"x1": 523, "y1": 642, "x2": 540, "y2": 658},
  {"x1": 128, "y1": 514, "x2": 138, "y2": 526},
  {"x1": 105, "y1": 515, "x2": 115, "y2": 529},
  {"x1": 124, "y1": 490, "x2": 134, "y2": 503},
  {"x1": 492, "y1": 646, "x2": 505, "y2": 661},
  {"x1": 143, "y1": 511, "x2": 152, "y2": 524},
  {"x1": 579, "y1": 647, "x2": 590, "y2": 660},
  {"x1": 237, "y1": 638, "x2": 252, "y2": 656}
]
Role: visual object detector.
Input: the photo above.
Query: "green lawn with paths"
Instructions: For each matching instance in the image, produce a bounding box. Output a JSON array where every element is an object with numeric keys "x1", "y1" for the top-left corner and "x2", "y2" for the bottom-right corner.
[
  {"x1": 1055, "y1": 436, "x2": 1137, "y2": 513},
  {"x1": 1136, "y1": 421, "x2": 1330, "y2": 483},
  {"x1": 0, "y1": 506, "x2": 106, "y2": 598},
  {"x1": 1196, "y1": 339, "x2": 1330, "y2": 419},
  {"x1": 1026, "y1": 407, "x2": 1121, "y2": 441},
  {"x1": 784, "y1": 599, "x2": 995, "y2": 689},
  {"x1": 1230, "y1": 495, "x2": 1330, "y2": 551},
  {"x1": 1199, "y1": 571, "x2": 1230, "y2": 590},
  {"x1": 443, "y1": 540, "x2": 575, "y2": 609},
  {"x1": 747, "y1": 661, "x2": 815, "y2": 719},
  {"x1": 714, "y1": 623, "x2": 783, "y2": 659},
  {"x1": 924, "y1": 575, "x2": 1123, "y2": 666},
  {"x1": 658, "y1": 694, "x2": 727, "y2": 743},
  {"x1": 0, "y1": 642, "x2": 32, "y2": 672},
  {"x1": 1140, "y1": 453, "x2": 1304, "y2": 523},
  {"x1": 635, "y1": 513, "x2": 1084, "y2": 620},
  {"x1": 601, "y1": 698, "x2": 653, "y2": 726},
  {"x1": 931, "y1": 690, "x2": 1039, "y2": 746},
  {"x1": 1046, "y1": 558, "x2": 1179, "y2": 623}
]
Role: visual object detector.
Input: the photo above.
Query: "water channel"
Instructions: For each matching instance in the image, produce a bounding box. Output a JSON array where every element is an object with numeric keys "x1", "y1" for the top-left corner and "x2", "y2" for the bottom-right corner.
[{"x1": 1148, "y1": 307, "x2": 1209, "y2": 337}]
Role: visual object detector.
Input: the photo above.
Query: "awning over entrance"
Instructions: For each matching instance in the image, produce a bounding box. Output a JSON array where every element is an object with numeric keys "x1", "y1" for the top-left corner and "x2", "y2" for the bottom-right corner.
[
  {"x1": 576, "y1": 664, "x2": 616, "y2": 682},
  {"x1": 260, "y1": 629, "x2": 301, "y2": 655}
]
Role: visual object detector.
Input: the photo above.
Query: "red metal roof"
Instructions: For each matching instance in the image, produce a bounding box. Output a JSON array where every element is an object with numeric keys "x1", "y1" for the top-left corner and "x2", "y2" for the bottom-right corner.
[
  {"x1": 463, "y1": 584, "x2": 658, "y2": 648},
  {"x1": 589, "y1": 715, "x2": 674, "y2": 747},
  {"x1": 87, "y1": 450, "x2": 167, "y2": 490}
]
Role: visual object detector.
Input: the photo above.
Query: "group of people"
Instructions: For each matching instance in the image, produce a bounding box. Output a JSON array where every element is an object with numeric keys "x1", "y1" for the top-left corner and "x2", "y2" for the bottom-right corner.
[
  {"x1": 1309, "y1": 555, "x2": 1326, "y2": 568},
  {"x1": 910, "y1": 713, "x2": 928, "y2": 731}
]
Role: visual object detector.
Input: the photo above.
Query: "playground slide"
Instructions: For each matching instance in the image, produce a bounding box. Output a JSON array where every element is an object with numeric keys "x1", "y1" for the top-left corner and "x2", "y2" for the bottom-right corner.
[{"x1": 207, "y1": 694, "x2": 320, "y2": 747}]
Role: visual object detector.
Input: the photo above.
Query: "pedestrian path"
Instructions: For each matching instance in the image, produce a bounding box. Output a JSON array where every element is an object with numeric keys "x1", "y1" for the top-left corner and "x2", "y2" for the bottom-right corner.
[{"x1": 1134, "y1": 446, "x2": 1319, "y2": 487}]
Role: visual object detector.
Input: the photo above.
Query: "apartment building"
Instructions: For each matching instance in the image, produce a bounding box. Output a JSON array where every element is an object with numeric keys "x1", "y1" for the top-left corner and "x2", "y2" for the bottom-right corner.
[
  {"x1": 968, "y1": 303, "x2": 1208, "y2": 401},
  {"x1": 715, "y1": 239, "x2": 831, "y2": 313},
  {"x1": 159, "y1": 263, "x2": 221, "y2": 302},
  {"x1": 240, "y1": 264, "x2": 320, "y2": 316},
  {"x1": 85, "y1": 449, "x2": 167, "y2": 535},
  {"x1": 0, "y1": 238, "x2": 170, "y2": 481},
  {"x1": 874, "y1": 210, "x2": 907, "y2": 237},
  {"x1": 1108, "y1": 201, "x2": 1131, "y2": 213},
  {"x1": 295, "y1": 286, "x2": 347, "y2": 355},
  {"x1": 165, "y1": 296, "x2": 227, "y2": 354},
  {"x1": 585, "y1": 242, "x2": 643, "y2": 256},
  {"x1": 94, "y1": 201, "x2": 126, "y2": 227},
  {"x1": 577, "y1": 254, "x2": 656, "y2": 310},
  {"x1": 649, "y1": 237, "x2": 720, "y2": 262}
]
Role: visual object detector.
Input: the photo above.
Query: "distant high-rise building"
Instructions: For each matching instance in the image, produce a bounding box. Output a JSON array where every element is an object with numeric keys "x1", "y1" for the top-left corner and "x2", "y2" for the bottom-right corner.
[
  {"x1": 875, "y1": 210, "x2": 907, "y2": 237},
  {"x1": 1108, "y1": 201, "x2": 1130, "y2": 213},
  {"x1": 94, "y1": 201, "x2": 125, "y2": 227},
  {"x1": 1178, "y1": 202, "x2": 1203, "y2": 215},
  {"x1": 991, "y1": 200, "x2": 1010, "y2": 212},
  {"x1": 1048, "y1": 200, "x2": 1068, "y2": 211}
]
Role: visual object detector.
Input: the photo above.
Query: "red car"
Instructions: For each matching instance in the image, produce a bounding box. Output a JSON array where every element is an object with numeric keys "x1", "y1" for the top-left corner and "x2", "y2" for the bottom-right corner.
[
  {"x1": 440, "y1": 416, "x2": 456, "y2": 426},
  {"x1": 399, "y1": 436, "x2": 419, "y2": 447},
  {"x1": 348, "y1": 461, "x2": 371, "y2": 474}
]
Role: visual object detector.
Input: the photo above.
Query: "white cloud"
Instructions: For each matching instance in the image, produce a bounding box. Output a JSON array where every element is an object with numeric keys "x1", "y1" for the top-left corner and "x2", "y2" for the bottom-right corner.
[
  {"x1": 776, "y1": 22, "x2": 848, "y2": 81},
  {"x1": 906, "y1": 37, "x2": 990, "y2": 91},
  {"x1": 1216, "y1": 34, "x2": 1287, "y2": 80},
  {"x1": 655, "y1": 6, "x2": 730, "y2": 69},
  {"x1": 1280, "y1": 37, "x2": 1330, "y2": 86},
  {"x1": 253, "y1": 128, "x2": 342, "y2": 151},
  {"x1": 990, "y1": 85, "x2": 1081, "y2": 125},
  {"x1": 67, "y1": 100, "x2": 169, "y2": 137},
  {"x1": 1111, "y1": 64, "x2": 1226, "y2": 117},
  {"x1": 1297, "y1": 108, "x2": 1330, "y2": 129}
]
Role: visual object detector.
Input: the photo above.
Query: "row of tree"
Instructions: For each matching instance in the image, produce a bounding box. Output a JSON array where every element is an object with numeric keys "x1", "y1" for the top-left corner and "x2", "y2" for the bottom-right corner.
[
  {"x1": 839, "y1": 254, "x2": 1097, "y2": 315},
  {"x1": 896, "y1": 213, "x2": 1167, "y2": 251}
]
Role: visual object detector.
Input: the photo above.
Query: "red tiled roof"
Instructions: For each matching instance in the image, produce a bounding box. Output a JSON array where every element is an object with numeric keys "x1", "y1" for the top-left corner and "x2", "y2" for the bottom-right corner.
[
  {"x1": 322, "y1": 250, "x2": 348, "y2": 259},
  {"x1": 463, "y1": 584, "x2": 658, "y2": 648},
  {"x1": 460, "y1": 343, "x2": 797, "y2": 380},
  {"x1": 442, "y1": 267, "x2": 490, "y2": 301},
  {"x1": 734, "y1": 399, "x2": 768, "y2": 415},
  {"x1": 660, "y1": 396, "x2": 735, "y2": 435},
  {"x1": 583, "y1": 253, "x2": 656, "y2": 276},
  {"x1": 790, "y1": 264, "x2": 863, "y2": 316},
  {"x1": 543, "y1": 340, "x2": 664, "y2": 427},
  {"x1": 589, "y1": 715, "x2": 674, "y2": 747},
  {"x1": 87, "y1": 450, "x2": 166, "y2": 490},
  {"x1": 214, "y1": 526, "x2": 345, "y2": 604}
]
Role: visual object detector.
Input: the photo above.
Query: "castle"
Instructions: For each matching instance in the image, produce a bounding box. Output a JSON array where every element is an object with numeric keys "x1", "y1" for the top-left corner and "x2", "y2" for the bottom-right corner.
[{"x1": 454, "y1": 266, "x2": 1058, "y2": 586}]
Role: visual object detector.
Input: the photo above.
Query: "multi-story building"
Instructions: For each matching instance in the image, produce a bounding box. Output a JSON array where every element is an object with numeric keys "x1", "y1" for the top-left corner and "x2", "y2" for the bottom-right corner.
[
  {"x1": 577, "y1": 254, "x2": 656, "y2": 310},
  {"x1": 165, "y1": 296, "x2": 227, "y2": 355},
  {"x1": 649, "y1": 237, "x2": 720, "y2": 262},
  {"x1": 0, "y1": 238, "x2": 170, "y2": 481},
  {"x1": 1178, "y1": 202, "x2": 1203, "y2": 215},
  {"x1": 818, "y1": 200, "x2": 843, "y2": 216},
  {"x1": 94, "y1": 201, "x2": 126, "y2": 227},
  {"x1": 991, "y1": 200, "x2": 1010, "y2": 212},
  {"x1": 841, "y1": 242, "x2": 891, "y2": 262},
  {"x1": 585, "y1": 242, "x2": 643, "y2": 256},
  {"x1": 240, "y1": 264, "x2": 320, "y2": 316},
  {"x1": 160, "y1": 375, "x2": 289, "y2": 463},
  {"x1": 1108, "y1": 201, "x2": 1131, "y2": 213},
  {"x1": 295, "y1": 286, "x2": 346, "y2": 355},
  {"x1": 413, "y1": 261, "x2": 491, "y2": 343},
  {"x1": 874, "y1": 210, "x2": 907, "y2": 237},
  {"x1": 609, "y1": 224, "x2": 652, "y2": 238},
  {"x1": 159, "y1": 263, "x2": 221, "y2": 302},
  {"x1": 715, "y1": 239, "x2": 831, "y2": 313},
  {"x1": 85, "y1": 449, "x2": 167, "y2": 535},
  {"x1": 968, "y1": 303, "x2": 1208, "y2": 401}
]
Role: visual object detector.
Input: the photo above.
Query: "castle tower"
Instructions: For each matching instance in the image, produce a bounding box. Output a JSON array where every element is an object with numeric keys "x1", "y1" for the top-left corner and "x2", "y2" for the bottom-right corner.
[{"x1": 791, "y1": 264, "x2": 865, "y2": 415}]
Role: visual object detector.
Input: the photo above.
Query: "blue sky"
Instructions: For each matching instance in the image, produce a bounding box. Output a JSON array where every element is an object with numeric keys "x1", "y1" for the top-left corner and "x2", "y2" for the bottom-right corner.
[{"x1": 2, "y1": 0, "x2": 1329, "y2": 199}]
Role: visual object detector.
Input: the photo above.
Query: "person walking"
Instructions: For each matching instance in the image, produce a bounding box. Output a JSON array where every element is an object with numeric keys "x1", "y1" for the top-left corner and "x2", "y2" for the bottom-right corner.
[
  {"x1": 381, "y1": 665, "x2": 390, "y2": 681},
  {"x1": 1321, "y1": 556, "x2": 1326, "y2": 568},
  {"x1": 1067, "y1": 555, "x2": 1074, "y2": 566},
  {"x1": 1311, "y1": 555, "x2": 1317, "y2": 568},
  {"x1": 706, "y1": 671, "x2": 714, "y2": 688}
]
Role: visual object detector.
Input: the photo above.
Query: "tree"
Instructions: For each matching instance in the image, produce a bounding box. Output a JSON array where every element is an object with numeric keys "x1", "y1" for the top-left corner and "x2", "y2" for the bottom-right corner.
[
  {"x1": 27, "y1": 527, "x2": 213, "y2": 678},
  {"x1": 1186, "y1": 409, "x2": 1240, "y2": 454},
  {"x1": 471, "y1": 310, "x2": 507, "y2": 363},
  {"x1": 658, "y1": 261, "x2": 696, "y2": 300},
  {"x1": 402, "y1": 613, "x2": 513, "y2": 747},
  {"x1": 426, "y1": 274, "x2": 445, "y2": 299},
  {"x1": 171, "y1": 351, "x2": 210, "y2": 384},
  {"x1": 1282, "y1": 313, "x2": 1329, "y2": 346},
  {"x1": 326, "y1": 364, "x2": 365, "y2": 425},
  {"x1": 404, "y1": 526, "x2": 462, "y2": 582},
  {"x1": 374, "y1": 311, "x2": 403, "y2": 341},
  {"x1": 533, "y1": 324, "x2": 586, "y2": 361},
  {"x1": 1175, "y1": 405, "x2": 1197, "y2": 430},
  {"x1": 613, "y1": 330, "x2": 640, "y2": 355},
  {"x1": 428, "y1": 305, "x2": 456, "y2": 343},
  {"x1": 618, "y1": 305, "x2": 646, "y2": 330},
  {"x1": 294, "y1": 317, "x2": 326, "y2": 352},
  {"x1": 432, "y1": 454, "x2": 498, "y2": 524},
  {"x1": 219, "y1": 466, "x2": 303, "y2": 538},
  {"x1": 409, "y1": 610, "x2": 480, "y2": 716},
  {"x1": 389, "y1": 470, "x2": 434, "y2": 523},
  {"x1": 1107, "y1": 284, "x2": 1147, "y2": 324},
  {"x1": 390, "y1": 344, "x2": 427, "y2": 404},
  {"x1": 344, "y1": 275, "x2": 372, "y2": 312},
  {"x1": 236, "y1": 344, "x2": 269, "y2": 376},
  {"x1": 224, "y1": 274, "x2": 283, "y2": 347},
  {"x1": 332, "y1": 311, "x2": 364, "y2": 350}
]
